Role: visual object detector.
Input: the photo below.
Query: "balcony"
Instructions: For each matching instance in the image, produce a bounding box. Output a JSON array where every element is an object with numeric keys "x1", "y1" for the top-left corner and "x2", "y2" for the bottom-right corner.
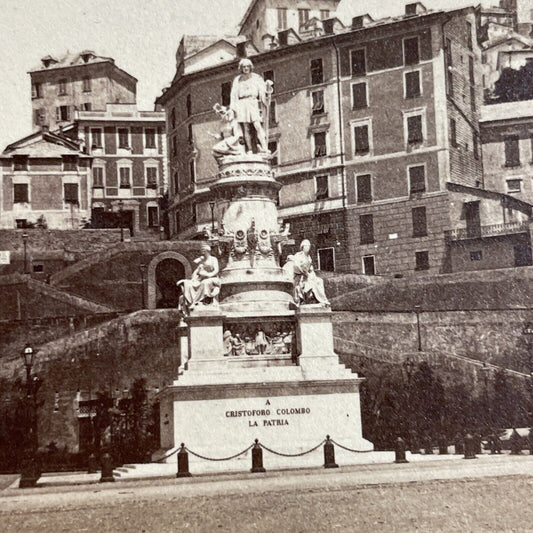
[{"x1": 445, "y1": 221, "x2": 530, "y2": 241}]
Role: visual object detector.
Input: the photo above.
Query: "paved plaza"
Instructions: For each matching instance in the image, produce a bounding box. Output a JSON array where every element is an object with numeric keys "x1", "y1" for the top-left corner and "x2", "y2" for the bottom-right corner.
[{"x1": 2, "y1": 454, "x2": 533, "y2": 532}]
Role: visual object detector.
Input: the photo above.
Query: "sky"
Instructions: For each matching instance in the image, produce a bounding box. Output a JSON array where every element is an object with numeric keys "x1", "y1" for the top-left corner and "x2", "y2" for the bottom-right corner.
[{"x1": 0, "y1": 0, "x2": 488, "y2": 151}]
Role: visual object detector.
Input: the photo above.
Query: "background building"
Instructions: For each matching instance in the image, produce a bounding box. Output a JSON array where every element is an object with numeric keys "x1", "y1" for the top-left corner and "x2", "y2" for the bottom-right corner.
[
  {"x1": 156, "y1": 2, "x2": 530, "y2": 276},
  {"x1": 0, "y1": 127, "x2": 91, "y2": 230},
  {"x1": 76, "y1": 104, "x2": 166, "y2": 237},
  {"x1": 29, "y1": 51, "x2": 137, "y2": 133}
]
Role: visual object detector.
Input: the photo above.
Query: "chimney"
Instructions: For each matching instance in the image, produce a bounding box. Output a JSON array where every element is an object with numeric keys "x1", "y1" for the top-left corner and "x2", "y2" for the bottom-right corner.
[
  {"x1": 405, "y1": 3, "x2": 427, "y2": 17},
  {"x1": 323, "y1": 18, "x2": 335, "y2": 34},
  {"x1": 278, "y1": 30, "x2": 289, "y2": 46},
  {"x1": 41, "y1": 125, "x2": 49, "y2": 134},
  {"x1": 236, "y1": 41, "x2": 248, "y2": 58},
  {"x1": 352, "y1": 16, "x2": 364, "y2": 29},
  {"x1": 262, "y1": 34, "x2": 275, "y2": 49}
]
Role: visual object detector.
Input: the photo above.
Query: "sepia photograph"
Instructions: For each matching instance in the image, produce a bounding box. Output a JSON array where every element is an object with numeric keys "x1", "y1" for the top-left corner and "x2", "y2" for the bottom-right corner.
[{"x1": 1, "y1": 0, "x2": 533, "y2": 531}]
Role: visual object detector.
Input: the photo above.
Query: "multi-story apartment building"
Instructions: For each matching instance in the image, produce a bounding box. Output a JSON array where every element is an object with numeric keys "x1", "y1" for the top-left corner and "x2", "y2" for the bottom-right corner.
[
  {"x1": 29, "y1": 50, "x2": 137, "y2": 132},
  {"x1": 481, "y1": 99, "x2": 533, "y2": 205},
  {"x1": 157, "y1": 1, "x2": 532, "y2": 275},
  {"x1": 75, "y1": 104, "x2": 166, "y2": 236},
  {"x1": 0, "y1": 127, "x2": 91, "y2": 229}
]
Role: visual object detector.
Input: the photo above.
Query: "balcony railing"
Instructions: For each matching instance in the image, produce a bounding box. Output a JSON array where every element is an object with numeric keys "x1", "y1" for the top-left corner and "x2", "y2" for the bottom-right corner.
[{"x1": 445, "y1": 221, "x2": 530, "y2": 241}]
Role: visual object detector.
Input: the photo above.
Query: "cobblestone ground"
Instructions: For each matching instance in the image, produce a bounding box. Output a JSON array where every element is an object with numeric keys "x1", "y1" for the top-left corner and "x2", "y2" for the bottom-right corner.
[{"x1": 2, "y1": 475, "x2": 533, "y2": 532}]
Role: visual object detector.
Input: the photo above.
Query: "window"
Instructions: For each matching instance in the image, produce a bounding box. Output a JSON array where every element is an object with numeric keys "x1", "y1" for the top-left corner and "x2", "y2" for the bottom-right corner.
[
  {"x1": 56, "y1": 105, "x2": 72, "y2": 122},
  {"x1": 221, "y1": 82, "x2": 231, "y2": 107},
  {"x1": 360, "y1": 214, "x2": 374, "y2": 244},
  {"x1": 315, "y1": 175, "x2": 329, "y2": 200},
  {"x1": 447, "y1": 70, "x2": 454, "y2": 97},
  {"x1": 147, "y1": 206, "x2": 159, "y2": 228},
  {"x1": 173, "y1": 171, "x2": 179, "y2": 193},
  {"x1": 353, "y1": 124, "x2": 370, "y2": 154},
  {"x1": 468, "y1": 56, "x2": 475, "y2": 84},
  {"x1": 470, "y1": 85, "x2": 476, "y2": 112},
  {"x1": 473, "y1": 133, "x2": 480, "y2": 160},
  {"x1": 407, "y1": 115, "x2": 423, "y2": 145},
  {"x1": 263, "y1": 70, "x2": 274, "y2": 83},
  {"x1": 277, "y1": 7, "x2": 287, "y2": 29},
  {"x1": 92, "y1": 167, "x2": 104, "y2": 188},
  {"x1": 310, "y1": 58, "x2": 323, "y2": 85},
  {"x1": 318, "y1": 248, "x2": 334, "y2": 271},
  {"x1": 34, "y1": 108, "x2": 45, "y2": 126},
  {"x1": 415, "y1": 251, "x2": 429, "y2": 271},
  {"x1": 119, "y1": 167, "x2": 131, "y2": 188},
  {"x1": 351, "y1": 49, "x2": 366, "y2": 76},
  {"x1": 356, "y1": 174, "x2": 372, "y2": 203},
  {"x1": 118, "y1": 128, "x2": 129, "y2": 149},
  {"x1": 352, "y1": 82, "x2": 367, "y2": 109},
  {"x1": 268, "y1": 141, "x2": 279, "y2": 166},
  {"x1": 362, "y1": 255, "x2": 375, "y2": 276},
  {"x1": 504, "y1": 135, "x2": 520, "y2": 167},
  {"x1": 81, "y1": 102, "x2": 92, "y2": 111},
  {"x1": 31, "y1": 83, "x2": 42, "y2": 99},
  {"x1": 64, "y1": 183, "x2": 79, "y2": 205},
  {"x1": 409, "y1": 165, "x2": 426, "y2": 194},
  {"x1": 175, "y1": 212, "x2": 181, "y2": 233},
  {"x1": 466, "y1": 21, "x2": 473, "y2": 50},
  {"x1": 32, "y1": 263, "x2": 44, "y2": 274},
  {"x1": 145, "y1": 128, "x2": 156, "y2": 149},
  {"x1": 186, "y1": 94, "x2": 192, "y2": 117},
  {"x1": 13, "y1": 155, "x2": 28, "y2": 171},
  {"x1": 269, "y1": 100, "x2": 277, "y2": 125},
  {"x1": 63, "y1": 155, "x2": 78, "y2": 171},
  {"x1": 91, "y1": 128, "x2": 102, "y2": 149},
  {"x1": 298, "y1": 9, "x2": 310, "y2": 26},
  {"x1": 507, "y1": 179, "x2": 521, "y2": 193},
  {"x1": 83, "y1": 77, "x2": 91, "y2": 92},
  {"x1": 412, "y1": 206, "x2": 427, "y2": 237},
  {"x1": 470, "y1": 250, "x2": 482, "y2": 261},
  {"x1": 450, "y1": 119, "x2": 457, "y2": 147},
  {"x1": 13, "y1": 183, "x2": 29, "y2": 203},
  {"x1": 172, "y1": 136, "x2": 177, "y2": 158},
  {"x1": 311, "y1": 90, "x2": 325, "y2": 115},
  {"x1": 58, "y1": 79, "x2": 67, "y2": 95},
  {"x1": 405, "y1": 71, "x2": 421, "y2": 98},
  {"x1": 170, "y1": 108, "x2": 176, "y2": 129},
  {"x1": 403, "y1": 37, "x2": 420, "y2": 65},
  {"x1": 189, "y1": 160, "x2": 196, "y2": 183},
  {"x1": 445, "y1": 38, "x2": 453, "y2": 66},
  {"x1": 146, "y1": 167, "x2": 158, "y2": 188},
  {"x1": 313, "y1": 131, "x2": 327, "y2": 158},
  {"x1": 320, "y1": 9, "x2": 330, "y2": 20}
]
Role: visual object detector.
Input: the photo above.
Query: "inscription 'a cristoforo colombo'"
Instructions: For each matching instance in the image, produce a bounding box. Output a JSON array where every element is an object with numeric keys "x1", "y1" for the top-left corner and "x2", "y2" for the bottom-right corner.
[{"x1": 225, "y1": 407, "x2": 311, "y2": 418}]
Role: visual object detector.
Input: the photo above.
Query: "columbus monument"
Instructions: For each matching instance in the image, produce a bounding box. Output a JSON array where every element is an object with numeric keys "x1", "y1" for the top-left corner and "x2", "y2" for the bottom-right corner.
[{"x1": 155, "y1": 58, "x2": 372, "y2": 472}]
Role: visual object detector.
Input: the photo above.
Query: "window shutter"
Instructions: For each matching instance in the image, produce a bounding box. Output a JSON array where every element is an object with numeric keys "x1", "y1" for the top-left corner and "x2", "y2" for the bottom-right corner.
[
  {"x1": 56, "y1": 107, "x2": 61, "y2": 121},
  {"x1": 354, "y1": 125, "x2": 369, "y2": 154},
  {"x1": 407, "y1": 115, "x2": 423, "y2": 144}
]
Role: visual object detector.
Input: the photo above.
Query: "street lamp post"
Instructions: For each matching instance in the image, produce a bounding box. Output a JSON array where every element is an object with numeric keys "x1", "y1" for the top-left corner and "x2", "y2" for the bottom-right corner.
[
  {"x1": 140, "y1": 264, "x2": 147, "y2": 309},
  {"x1": 209, "y1": 200, "x2": 216, "y2": 234},
  {"x1": 403, "y1": 357, "x2": 416, "y2": 452},
  {"x1": 414, "y1": 305, "x2": 422, "y2": 352},
  {"x1": 481, "y1": 362, "x2": 491, "y2": 429},
  {"x1": 118, "y1": 200, "x2": 124, "y2": 242},
  {"x1": 19, "y1": 344, "x2": 41, "y2": 488},
  {"x1": 22, "y1": 232, "x2": 29, "y2": 274}
]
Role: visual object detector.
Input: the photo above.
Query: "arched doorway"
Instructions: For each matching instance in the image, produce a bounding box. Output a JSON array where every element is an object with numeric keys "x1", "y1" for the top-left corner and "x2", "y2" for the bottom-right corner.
[
  {"x1": 147, "y1": 252, "x2": 192, "y2": 309},
  {"x1": 155, "y1": 259, "x2": 185, "y2": 308}
]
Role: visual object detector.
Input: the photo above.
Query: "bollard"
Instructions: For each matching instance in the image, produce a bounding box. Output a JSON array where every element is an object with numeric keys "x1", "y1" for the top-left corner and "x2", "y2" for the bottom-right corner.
[
  {"x1": 324, "y1": 435, "x2": 339, "y2": 469},
  {"x1": 424, "y1": 436, "x2": 434, "y2": 455},
  {"x1": 177, "y1": 443, "x2": 192, "y2": 478},
  {"x1": 251, "y1": 439, "x2": 266, "y2": 473},
  {"x1": 87, "y1": 452, "x2": 98, "y2": 474},
  {"x1": 395, "y1": 437, "x2": 408, "y2": 464},
  {"x1": 510, "y1": 429, "x2": 522, "y2": 455},
  {"x1": 99, "y1": 452, "x2": 115, "y2": 482},
  {"x1": 463, "y1": 434, "x2": 476, "y2": 459},
  {"x1": 18, "y1": 454, "x2": 41, "y2": 489},
  {"x1": 454, "y1": 433, "x2": 464, "y2": 455},
  {"x1": 438, "y1": 434, "x2": 448, "y2": 455}
]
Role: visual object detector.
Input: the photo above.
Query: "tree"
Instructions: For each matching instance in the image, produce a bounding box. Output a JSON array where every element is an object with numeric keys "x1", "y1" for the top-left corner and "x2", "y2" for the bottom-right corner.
[{"x1": 493, "y1": 62, "x2": 533, "y2": 103}]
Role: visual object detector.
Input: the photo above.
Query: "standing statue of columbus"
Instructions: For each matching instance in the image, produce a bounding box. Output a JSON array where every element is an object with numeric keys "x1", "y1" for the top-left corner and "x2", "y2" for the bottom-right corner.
[{"x1": 230, "y1": 58, "x2": 271, "y2": 154}]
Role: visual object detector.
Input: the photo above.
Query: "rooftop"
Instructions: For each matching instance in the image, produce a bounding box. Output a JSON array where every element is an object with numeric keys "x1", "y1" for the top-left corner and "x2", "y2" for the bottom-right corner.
[{"x1": 480, "y1": 99, "x2": 533, "y2": 122}]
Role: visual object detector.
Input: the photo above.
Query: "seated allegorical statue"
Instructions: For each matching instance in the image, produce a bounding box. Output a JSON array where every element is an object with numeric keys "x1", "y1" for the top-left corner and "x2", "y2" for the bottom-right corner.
[
  {"x1": 210, "y1": 104, "x2": 245, "y2": 160},
  {"x1": 282, "y1": 239, "x2": 329, "y2": 306},
  {"x1": 177, "y1": 243, "x2": 221, "y2": 311}
]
